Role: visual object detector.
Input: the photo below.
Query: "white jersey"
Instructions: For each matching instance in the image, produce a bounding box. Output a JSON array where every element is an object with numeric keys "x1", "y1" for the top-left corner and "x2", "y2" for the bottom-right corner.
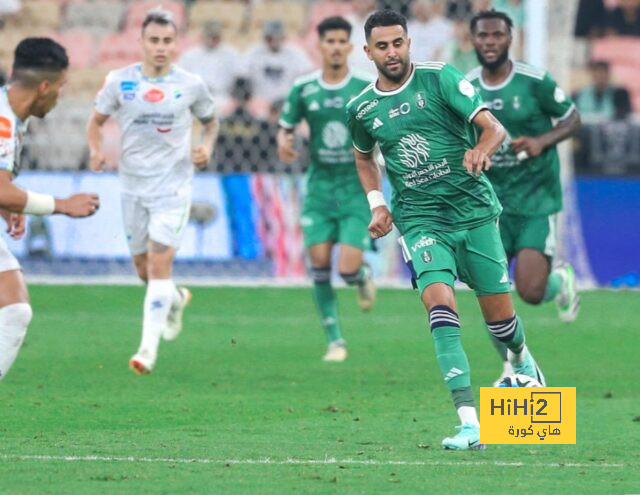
[
  {"x1": 0, "y1": 87, "x2": 29, "y2": 179},
  {"x1": 95, "y1": 64, "x2": 215, "y2": 197}
]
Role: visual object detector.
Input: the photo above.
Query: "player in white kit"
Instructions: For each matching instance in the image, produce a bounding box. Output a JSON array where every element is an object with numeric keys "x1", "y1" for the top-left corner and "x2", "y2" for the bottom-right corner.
[
  {"x1": 86, "y1": 10, "x2": 218, "y2": 375},
  {"x1": 0, "y1": 38, "x2": 99, "y2": 381}
]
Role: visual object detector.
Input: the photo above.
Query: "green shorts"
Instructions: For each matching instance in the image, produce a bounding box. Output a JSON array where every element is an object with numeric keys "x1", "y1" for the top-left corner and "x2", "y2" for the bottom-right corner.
[
  {"x1": 301, "y1": 191, "x2": 371, "y2": 251},
  {"x1": 398, "y1": 219, "x2": 510, "y2": 296},
  {"x1": 499, "y1": 213, "x2": 557, "y2": 261}
]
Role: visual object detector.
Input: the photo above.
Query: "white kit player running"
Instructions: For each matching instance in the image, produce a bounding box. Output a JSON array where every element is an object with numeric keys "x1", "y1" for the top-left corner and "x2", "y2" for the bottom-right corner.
[
  {"x1": 0, "y1": 38, "x2": 99, "y2": 382},
  {"x1": 87, "y1": 10, "x2": 218, "y2": 375}
]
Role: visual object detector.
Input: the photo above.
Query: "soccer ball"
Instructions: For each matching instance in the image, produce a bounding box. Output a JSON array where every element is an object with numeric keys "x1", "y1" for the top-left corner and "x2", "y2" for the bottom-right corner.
[{"x1": 496, "y1": 374, "x2": 543, "y2": 387}]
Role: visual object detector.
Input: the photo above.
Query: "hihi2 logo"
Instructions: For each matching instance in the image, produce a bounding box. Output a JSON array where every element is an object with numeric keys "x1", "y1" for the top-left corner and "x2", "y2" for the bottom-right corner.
[{"x1": 480, "y1": 387, "x2": 576, "y2": 444}]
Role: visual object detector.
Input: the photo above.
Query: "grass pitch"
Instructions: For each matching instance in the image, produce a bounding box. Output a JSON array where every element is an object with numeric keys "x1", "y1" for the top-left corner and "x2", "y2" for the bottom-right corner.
[{"x1": 1, "y1": 286, "x2": 638, "y2": 494}]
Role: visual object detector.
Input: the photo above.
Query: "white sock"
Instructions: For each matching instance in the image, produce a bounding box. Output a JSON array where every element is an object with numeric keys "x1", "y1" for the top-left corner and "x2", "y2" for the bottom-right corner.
[
  {"x1": 457, "y1": 406, "x2": 480, "y2": 427},
  {"x1": 139, "y1": 279, "x2": 174, "y2": 357},
  {"x1": 171, "y1": 283, "x2": 182, "y2": 308},
  {"x1": 0, "y1": 303, "x2": 33, "y2": 381}
]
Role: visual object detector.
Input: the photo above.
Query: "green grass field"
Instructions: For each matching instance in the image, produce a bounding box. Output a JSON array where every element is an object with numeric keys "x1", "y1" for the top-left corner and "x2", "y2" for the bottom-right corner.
[{"x1": 0, "y1": 286, "x2": 638, "y2": 494}]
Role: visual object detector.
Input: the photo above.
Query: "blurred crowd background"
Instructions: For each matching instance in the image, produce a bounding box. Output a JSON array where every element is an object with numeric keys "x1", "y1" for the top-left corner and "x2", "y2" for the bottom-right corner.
[
  {"x1": 0, "y1": 0, "x2": 638, "y2": 176},
  {"x1": 0, "y1": 0, "x2": 638, "y2": 287}
]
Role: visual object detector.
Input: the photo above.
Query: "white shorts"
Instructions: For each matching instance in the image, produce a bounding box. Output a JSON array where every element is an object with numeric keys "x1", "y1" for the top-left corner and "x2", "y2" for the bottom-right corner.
[
  {"x1": 121, "y1": 192, "x2": 191, "y2": 256},
  {"x1": 0, "y1": 236, "x2": 20, "y2": 273}
]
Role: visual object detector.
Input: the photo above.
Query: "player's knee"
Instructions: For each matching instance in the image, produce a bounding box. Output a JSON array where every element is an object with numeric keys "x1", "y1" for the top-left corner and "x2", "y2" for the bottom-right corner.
[
  {"x1": 0, "y1": 303, "x2": 32, "y2": 333},
  {"x1": 310, "y1": 267, "x2": 331, "y2": 283}
]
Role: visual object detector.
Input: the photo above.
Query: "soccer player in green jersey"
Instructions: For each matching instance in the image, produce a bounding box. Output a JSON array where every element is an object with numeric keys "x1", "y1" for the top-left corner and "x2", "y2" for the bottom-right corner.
[
  {"x1": 278, "y1": 16, "x2": 376, "y2": 362},
  {"x1": 467, "y1": 10, "x2": 581, "y2": 382},
  {"x1": 346, "y1": 10, "x2": 546, "y2": 450}
]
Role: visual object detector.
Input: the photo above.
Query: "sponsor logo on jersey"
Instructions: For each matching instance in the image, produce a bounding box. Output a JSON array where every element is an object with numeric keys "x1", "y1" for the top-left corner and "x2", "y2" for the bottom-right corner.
[
  {"x1": 415, "y1": 91, "x2": 426, "y2": 109},
  {"x1": 120, "y1": 81, "x2": 139, "y2": 92},
  {"x1": 486, "y1": 98, "x2": 503, "y2": 110},
  {"x1": 356, "y1": 99, "x2": 379, "y2": 120},
  {"x1": 398, "y1": 134, "x2": 430, "y2": 168},
  {"x1": 459, "y1": 79, "x2": 476, "y2": 98},
  {"x1": 389, "y1": 102, "x2": 411, "y2": 119},
  {"x1": 372, "y1": 117, "x2": 384, "y2": 129},
  {"x1": 0, "y1": 117, "x2": 13, "y2": 139},
  {"x1": 308, "y1": 100, "x2": 320, "y2": 111},
  {"x1": 173, "y1": 89, "x2": 183, "y2": 100},
  {"x1": 123, "y1": 93, "x2": 136, "y2": 101},
  {"x1": 0, "y1": 138, "x2": 12, "y2": 159},
  {"x1": 322, "y1": 121, "x2": 348, "y2": 148},
  {"x1": 324, "y1": 96, "x2": 344, "y2": 108},
  {"x1": 411, "y1": 236, "x2": 436, "y2": 252},
  {"x1": 157, "y1": 128, "x2": 172, "y2": 133},
  {"x1": 144, "y1": 88, "x2": 165, "y2": 103}
]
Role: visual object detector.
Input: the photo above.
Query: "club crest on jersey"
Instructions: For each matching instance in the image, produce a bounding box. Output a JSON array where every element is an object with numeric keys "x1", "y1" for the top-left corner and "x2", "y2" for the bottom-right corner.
[
  {"x1": 173, "y1": 89, "x2": 183, "y2": 100},
  {"x1": 144, "y1": 88, "x2": 165, "y2": 103},
  {"x1": 415, "y1": 91, "x2": 426, "y2": 109},
  {"x1": 513, "y1": 96, "x2": 521, "y2": 110}
]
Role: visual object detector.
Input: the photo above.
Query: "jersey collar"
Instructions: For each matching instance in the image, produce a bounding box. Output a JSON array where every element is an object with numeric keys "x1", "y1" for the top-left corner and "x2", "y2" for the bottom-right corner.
[
  {"x1": 372, "y1": 64, "x2": 415, "y2": 96},
  {"x1": 318, "y1": 71, "x2": 352, "y2": 90},
  {"x1": 136, "y1": 64, "x2": 176, "y2": 83},
  {"x1": 479, "y1": 60, "x2": 516, "y2": 91}
]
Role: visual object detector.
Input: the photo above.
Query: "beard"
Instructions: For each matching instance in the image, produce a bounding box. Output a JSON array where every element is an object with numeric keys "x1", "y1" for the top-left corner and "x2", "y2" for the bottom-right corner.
[
  {"x1": 475, "y1": 47, "x2": 509, "y2": 71},
  {"x1": 375, "y1": 57, "x2": 411, "y2": 83}
]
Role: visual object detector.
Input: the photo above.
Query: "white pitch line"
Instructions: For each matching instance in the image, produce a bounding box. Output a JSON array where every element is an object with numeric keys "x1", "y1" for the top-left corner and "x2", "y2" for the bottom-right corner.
[{"x1": 0, "y1": 454, "x2": 626, "y2": 469}]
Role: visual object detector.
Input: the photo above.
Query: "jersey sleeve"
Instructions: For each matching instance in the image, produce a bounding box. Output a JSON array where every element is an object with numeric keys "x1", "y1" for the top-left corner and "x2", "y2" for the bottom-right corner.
[
  {"x1": 279, "y1": 84, "x2": 304, "y2": 129},
  {"x1": 346, "y1": 104, "x2": 375, "y2": 153},
  {"x1": 0, "y1": 115, "x2": 16, "y2": 174},
  {"x1": 536, "y1": 71, "x2": 575, "y2": 120},
  {"x1": 438, "y1": 64, "x2": 487, "y2": 123},
  {"x1": 190, "y1": 76, "x2": 216, "y2": 121},
  {"x1": 94, "y1": 72, "x2": 120, "y2": 116}
]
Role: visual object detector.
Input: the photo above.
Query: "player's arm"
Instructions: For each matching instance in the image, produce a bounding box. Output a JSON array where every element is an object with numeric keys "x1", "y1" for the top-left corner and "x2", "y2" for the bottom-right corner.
[
  {"x1": 0, "y1": 170, "x2": 100, "y2": 218},
  {"x1": 465, "y1": 109, "x2": 507, "y2": 176},
  {"x1": 354, "y1": 149, "x2": 393, "y2": 239},
  {"x1": 277, "y1": 84, "x2": 304, "y2": 164},
  {"x1": 192, "y1": 115, "x2": 219, "y2": 170},
  {"x1": 86, "y1": 111, "x2": 110, "y2": 172},
  {"x1": 511, "y1": 108, "x2": 580, "y2": 159}
]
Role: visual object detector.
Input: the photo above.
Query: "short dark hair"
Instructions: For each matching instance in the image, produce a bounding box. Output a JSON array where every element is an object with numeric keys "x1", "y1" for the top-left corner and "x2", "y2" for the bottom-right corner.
[
  {"x1": 317, "y1": 16, "x2": 352, "y2": 38},
  {"x1": 364, "y1": 9, "x2": 407, "y2": 40},
  {"x1": 142, "y1": 9, "x2": 178, "y2": 33},
  {"x1": 470, "y1": 9, "x2": 514, "y2": 34},
  {"x1": 11, "y1": 37, "x2": 68, "y2": 85}
]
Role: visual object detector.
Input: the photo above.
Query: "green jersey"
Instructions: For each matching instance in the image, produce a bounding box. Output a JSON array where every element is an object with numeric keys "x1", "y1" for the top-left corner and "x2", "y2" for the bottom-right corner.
[
  {"x1": 346, "y1": 62, "x2": 501, "y2": 234},
  {"x1": 279, "y1": 70, "x2": 373, "y2": 190},
  {"x1": 467, "y1": 61, "x2": 575, "y2": 216}
]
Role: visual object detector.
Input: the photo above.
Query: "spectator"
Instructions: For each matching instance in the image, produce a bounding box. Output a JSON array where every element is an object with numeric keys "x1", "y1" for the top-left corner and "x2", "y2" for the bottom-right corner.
[
  {"x1": 445, "y1": 19, "x2": 477, "y2": 74},
  {"x1": 605, "y1": 0, "x2": 640, "y2": 36},
  {"x1": 214, "y1": 78, "x2": 275, "y2": 172},
  {"x1": 346, "y1": 0, "x2": 378, "y2": 74},
  {"x1": 574, "y1": 0, "x2": 606, "y2": 38},
  {"x1": 408, "y1": 0, "x2": 454, "y2": 62},
  {"x1": 178, "y1": 21, "x2": 240, "y2": 114},
  {"x1": 573, "y1": 60, "x2": 632, "y2": 121},
  {"x1": 241, "y1": 19, "x2": 313, "y2": 104}
]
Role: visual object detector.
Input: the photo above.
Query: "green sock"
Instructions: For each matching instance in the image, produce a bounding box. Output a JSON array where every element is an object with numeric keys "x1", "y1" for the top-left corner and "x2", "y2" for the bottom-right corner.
[
  {"x1": 542, "y1": 272, "x2": 563, "y2": 302},
  {"x1": 488, "y1": 332, "x2": 508, "y2": 361},
  {"x1": 312, "y1": 281, "x2": 342, "y2": 343},
  {"x1": 341, "y1": 265, "x2": 366, "y2": 287},
  {"x1": 486, "y1": 315, "x2": 526, "y2": 355},
  {"x1": 431, "y1": 326, "x2": 471, "y2": 391}
]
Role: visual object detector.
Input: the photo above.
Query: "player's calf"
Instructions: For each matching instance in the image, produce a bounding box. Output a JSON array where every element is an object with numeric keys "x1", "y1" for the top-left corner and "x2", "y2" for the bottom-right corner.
[{"x1": 0, "y1": 303, "x2": 32, "y2": 381}]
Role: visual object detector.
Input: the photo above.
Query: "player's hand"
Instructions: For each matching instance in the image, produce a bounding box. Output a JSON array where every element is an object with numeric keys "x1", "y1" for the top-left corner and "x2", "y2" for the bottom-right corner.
[
  {"x1": 463, "y1": 149, "x2": 491, "y2": 176},
  {"x1": 511, "y1": 136, "x2": 544, "y2": 159},
  {"x1": 88, "y1": 150, "x2": 107, "y2": 172},
  {"x1": 55, "y1": 193, "x2": 100, "y2": 218},
  {"x1": 6, "y1": 213, "x2": 26, "y2": 240},
  {"x1": 277, "y1": 132, "x2": 299, "y2": 164},
  {"x1": 369, "y1": 206, "x2": 393, "y2": 239},
  {"x1": 192, "y1": 145, "x2": 212, "y2": 170}
]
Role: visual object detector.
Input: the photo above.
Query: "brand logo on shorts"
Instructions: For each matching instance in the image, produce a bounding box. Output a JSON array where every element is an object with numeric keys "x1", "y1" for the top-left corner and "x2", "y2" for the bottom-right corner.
[
  {"x1": 411, "y1": 236, "x2": 436, "y2": 252},
  {"x1": 499, "y1": 272, "x2": 509, "y2": 284},
  {"x1": 422, "y1": 250, "x2": 432, "y2": 263}
]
